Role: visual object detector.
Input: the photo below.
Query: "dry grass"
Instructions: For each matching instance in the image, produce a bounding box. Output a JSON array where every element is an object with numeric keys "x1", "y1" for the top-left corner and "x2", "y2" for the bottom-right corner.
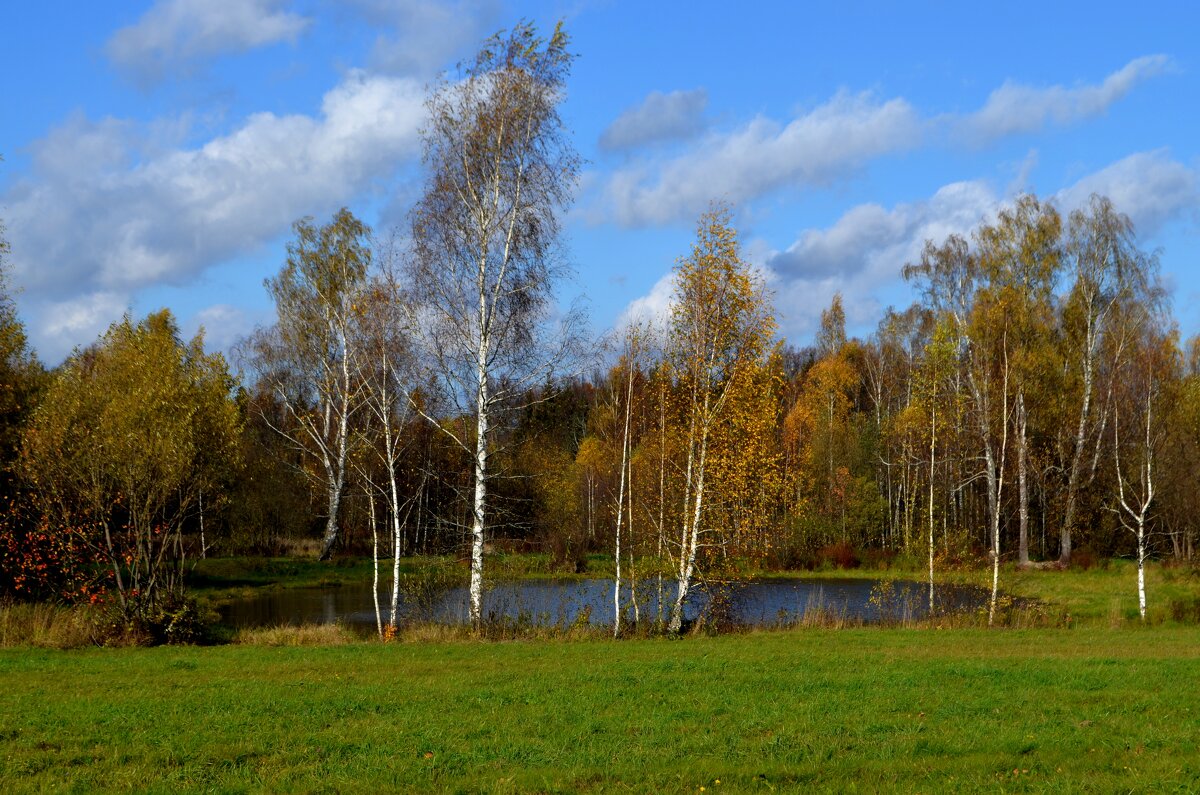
[
  {"x1": 0, "y1": 602, "x2": 119, "y2": 649},
  {"x1": 232, "y1": 622, "x2": 359, "y2": 646},
  {"x1": 274, "y1": 537, "x2": 324, "y2": 558}
]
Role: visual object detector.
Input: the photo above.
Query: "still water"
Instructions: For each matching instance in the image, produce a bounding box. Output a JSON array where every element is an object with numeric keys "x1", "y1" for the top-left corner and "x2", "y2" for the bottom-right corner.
[{"x1": 218, "y1": 577, "x2": 991, "y2": 629}]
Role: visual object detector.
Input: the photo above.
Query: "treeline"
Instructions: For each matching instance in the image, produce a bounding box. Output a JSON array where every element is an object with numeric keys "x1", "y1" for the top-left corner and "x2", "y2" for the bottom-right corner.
[{"x1": 1, "y1": 22, "x2": 1197, "y2": 631}]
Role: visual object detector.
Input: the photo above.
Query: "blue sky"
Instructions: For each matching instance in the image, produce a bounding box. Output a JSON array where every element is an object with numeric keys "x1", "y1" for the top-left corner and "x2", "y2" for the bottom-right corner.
[{"x1": 2, "y1": 1, "x2": 1198, "y2": 364}]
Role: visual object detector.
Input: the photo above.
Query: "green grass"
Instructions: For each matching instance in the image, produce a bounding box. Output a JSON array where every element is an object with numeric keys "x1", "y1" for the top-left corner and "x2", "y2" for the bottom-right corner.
[
  {"x1": 995, "y1": 561, "x2": 1200, "y2": 624},
  {"x1": 2, "y1": 628, "x2": 1199, "y2": 792}
]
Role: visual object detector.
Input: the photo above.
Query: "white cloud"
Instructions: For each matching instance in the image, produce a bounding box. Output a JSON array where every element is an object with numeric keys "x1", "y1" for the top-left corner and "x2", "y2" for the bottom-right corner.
[
  {"x1": 615, "y1": 271, "x2": 676, "y2": 336},
  {"x1": 1054, "y1": 149, "x2": 1198, "y2": 235},
  {"x1": 961, "y1": 55, "x2": 1171, "y2": 144},
  {"x1": 599, "y1": 89, "x2": 709, "y2": 152},
  {"x1": 4, "y1": 71, "x2": 426, "y2": 360},
  {"x1": 592, "y1": 57, "x2": 1171, "y2": 229},
  {"x1": 618, "y1": 151, "x2": 1199, "y2": 347},
  {"x1": 347, "y1": 0, "x2": 499, "y2": 78},
  {"x1": 766, "y1": 180, "x2": 1001, "y2": 342},
  {"x1": 107, "y1": 0, "x2": 310, "y2": 80},
  {"x1": 597, "y1": 91, "x2": 924, "y2": 227},
  {"x1": 185, "y1": 303, "x2": 262, "y2": 357},
  {"x1": 35, "y1": 291, "x2": 132, "y2": 360}
]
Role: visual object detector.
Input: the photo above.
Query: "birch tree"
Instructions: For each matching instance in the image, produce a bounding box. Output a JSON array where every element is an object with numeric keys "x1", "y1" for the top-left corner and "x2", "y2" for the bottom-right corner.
[
  {"x1": 353, "y1": 265, "x2": 422, "y2": 633},
  {"x1": 667, "y1": 207, "x2": 775, "y2": 633},
  {"x1": 906, "y1": 232, "x2": 1015, "y2": 625},
  {"x1": 249, "y1": 209, "x2": 371, "y2": 561},
  {"x1": 407, "y1": 22, "x2": 584, "y2": 626},
  {"x1": 1058, "y1": 195, "x2": 1155, "y2": 564},
  {"x1": 975, "y1": 196, "x2": 1060, "y2": 566},
  {"x1": 914, "y1": 320, "x2": 956, "y2": 611},
  {"x1": 612, "y1": 329, "x2": 640, "y2": 636},
  {"x1": 1109, "y1": 291, "x2": 1174, "y2": 620}
]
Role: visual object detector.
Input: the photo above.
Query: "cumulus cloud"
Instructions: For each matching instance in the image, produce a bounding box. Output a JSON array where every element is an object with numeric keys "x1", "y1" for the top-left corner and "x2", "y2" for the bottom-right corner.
[
  {"x1": 107, "y1": 0, "x2": 310, "y2": 80},
  {"x1": 592, "y1": 57, "x2": 1171, "y2": 229},
  {"x1": 598, "y1": 91, "x2": 924, "y2": 227},
  {"x1": 4, "y1": 71, "x2": 426, "y2": 360},
  {"x1": 599, "y1": 89, "x2": 709, "y2": 152},
  {"x1": 960, "y1": 55, "x2": 1171, "y2": 144}
]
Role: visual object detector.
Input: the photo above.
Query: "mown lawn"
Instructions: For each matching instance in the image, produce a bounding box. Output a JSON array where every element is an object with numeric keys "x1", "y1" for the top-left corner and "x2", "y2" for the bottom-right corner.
[{"x1": 2, "y1": 627, "x2": 1199, "y2": 792}]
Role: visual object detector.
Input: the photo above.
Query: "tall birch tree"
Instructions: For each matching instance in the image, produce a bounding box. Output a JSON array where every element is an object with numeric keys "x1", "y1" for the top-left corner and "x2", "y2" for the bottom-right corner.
[
  {"x1": 1058, "y1": 195, "x2": 1155, "y2": 564},
  {"x1": 407, "y1": 22, "x2": 583, "y2": 626},
  {"x1": 667, "y1": 207, "x2": 775, "y2": 633},
  {"x1": 249, "y1": 209, "x2": 371, "y2": 561}
]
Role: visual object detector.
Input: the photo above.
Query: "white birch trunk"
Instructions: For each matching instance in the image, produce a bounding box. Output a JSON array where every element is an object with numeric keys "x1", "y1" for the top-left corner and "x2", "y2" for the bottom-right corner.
[
  {"x1": 1017, "y1": 391, "x2": 1030, "y2": 565},
  {"x1": 319, "y1": 324, "x2": 354, "y2": 561},
  {"x1": 928, "y1": 402, "x2": 936, "y2": 614},
  {"x1": 1061, "y1": 316, "x2": 1096, "y2": 564},
  {"x1": 469, "y1": 283, "x2": 490, "y2": 627},
  {"x1": 670, "y1": 416, "x2": 708, "y2": 634},
  {"x1": 387, "y1": 424, "x2": 403, "y2": 630},
  {"x1": 613, "y1": 350, "x2": 635, "y2": 637},
  {"x1": 370, "y1": 494, "x2": 383, "y2": 639},
  {"x1": 1137, "y1": 521, "x2": 1147, "y2": 620}
]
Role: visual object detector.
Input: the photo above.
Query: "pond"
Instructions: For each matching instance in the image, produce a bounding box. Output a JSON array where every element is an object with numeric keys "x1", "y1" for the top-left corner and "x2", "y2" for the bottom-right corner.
[{"x1": 217, "y1": 576, "x2": 993, "y2": 630}]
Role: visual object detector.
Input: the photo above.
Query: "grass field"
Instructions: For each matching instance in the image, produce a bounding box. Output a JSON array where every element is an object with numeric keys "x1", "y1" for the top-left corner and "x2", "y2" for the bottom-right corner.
[{"x1": 2, "y1": 627, "x2": 1199, "y2": 792}]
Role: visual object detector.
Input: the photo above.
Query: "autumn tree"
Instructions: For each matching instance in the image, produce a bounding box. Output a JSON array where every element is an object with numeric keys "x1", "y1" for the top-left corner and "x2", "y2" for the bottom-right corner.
[
  {"x1": 1057, "y1": 195, "x2": 1157, "y2": 564},
  {"x1": 406, "y1": 21, "x2": 584, "y2": 625},
  {"x1": 975, "y1": 195, "x2": 1061, "y2": 565},
  {"x1": 0, "y1": 224, "x2": 43, "y2": 502},
  {"x1": 247, "y1": 208, "x2": 371, "y2": 561},
  {"x1": 22, "y1": 310, "x2": 241, "y2": 615},
  {"x1": 1159, "y1": 336, "x2": 1200, "y2": 561},
  {"x1": 906, "y1": 231, "x2": 1013, "y2": 623},
  {"x1": 912, "y1": 319, "x2": 958, "y2": 609},
  {"x1": 666, "y1": 206, "x2": 777, "y2": 633}
]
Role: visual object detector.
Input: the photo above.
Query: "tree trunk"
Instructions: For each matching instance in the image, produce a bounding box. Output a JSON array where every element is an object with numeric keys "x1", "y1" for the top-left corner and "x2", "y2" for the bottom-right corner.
[
  {"x1": 469, "y1": 284, "x2": 490, "y2": 627},
  {"x1": 1061, "y1": 321, "x2": 1096, "y2": 565},
  {"x1": 613, "y1": 358, "x2": 634, "y2": 638},
  {"x1": 319, "y1": 472, "x2": 343, "y2": 561},
  {"x1": 928, "y1": 402, "x2": 936, "y2": 613},
  {"x1": 670, "y1": 414, "x2": 708, "y2": 634},
  {"x1": 1137, "y1": 518, "x2": 1147, "y2": 621},
  {"x1": 1017, "y1": 391, "x2": 1030, "y2": 565},
  {"x1": 369, "y1": 493, "x2": 383, "y2": 639}
]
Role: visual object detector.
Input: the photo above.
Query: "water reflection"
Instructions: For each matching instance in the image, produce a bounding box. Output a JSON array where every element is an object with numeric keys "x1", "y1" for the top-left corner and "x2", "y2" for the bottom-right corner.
[{"x1": 218, "y1": 577, "x2": 991, "y2": 629}]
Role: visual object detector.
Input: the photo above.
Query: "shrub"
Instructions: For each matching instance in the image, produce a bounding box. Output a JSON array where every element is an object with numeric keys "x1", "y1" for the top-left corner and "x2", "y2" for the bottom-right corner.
[
  {"x1": 1168, "y1": 596, "x2": 1200, "y2": 624},
  {"x1": 1071, "y1": 547, "x2": 1100, "y2": 571},
  {"x1": 818, "y1": 541, "x2": 860, "y2": 570},
  {"x1": 860, "y1": 546, "x2": 897, "y2": 570}
]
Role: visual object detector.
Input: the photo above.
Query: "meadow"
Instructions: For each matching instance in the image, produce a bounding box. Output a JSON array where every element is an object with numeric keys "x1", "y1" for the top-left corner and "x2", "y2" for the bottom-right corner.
[
  {"x1": 3, "y1": 561, "x2": 1199, "y2": 792},
  {"x1": 1, "y1": 628, "x2": 1199, "y2": 790}
]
